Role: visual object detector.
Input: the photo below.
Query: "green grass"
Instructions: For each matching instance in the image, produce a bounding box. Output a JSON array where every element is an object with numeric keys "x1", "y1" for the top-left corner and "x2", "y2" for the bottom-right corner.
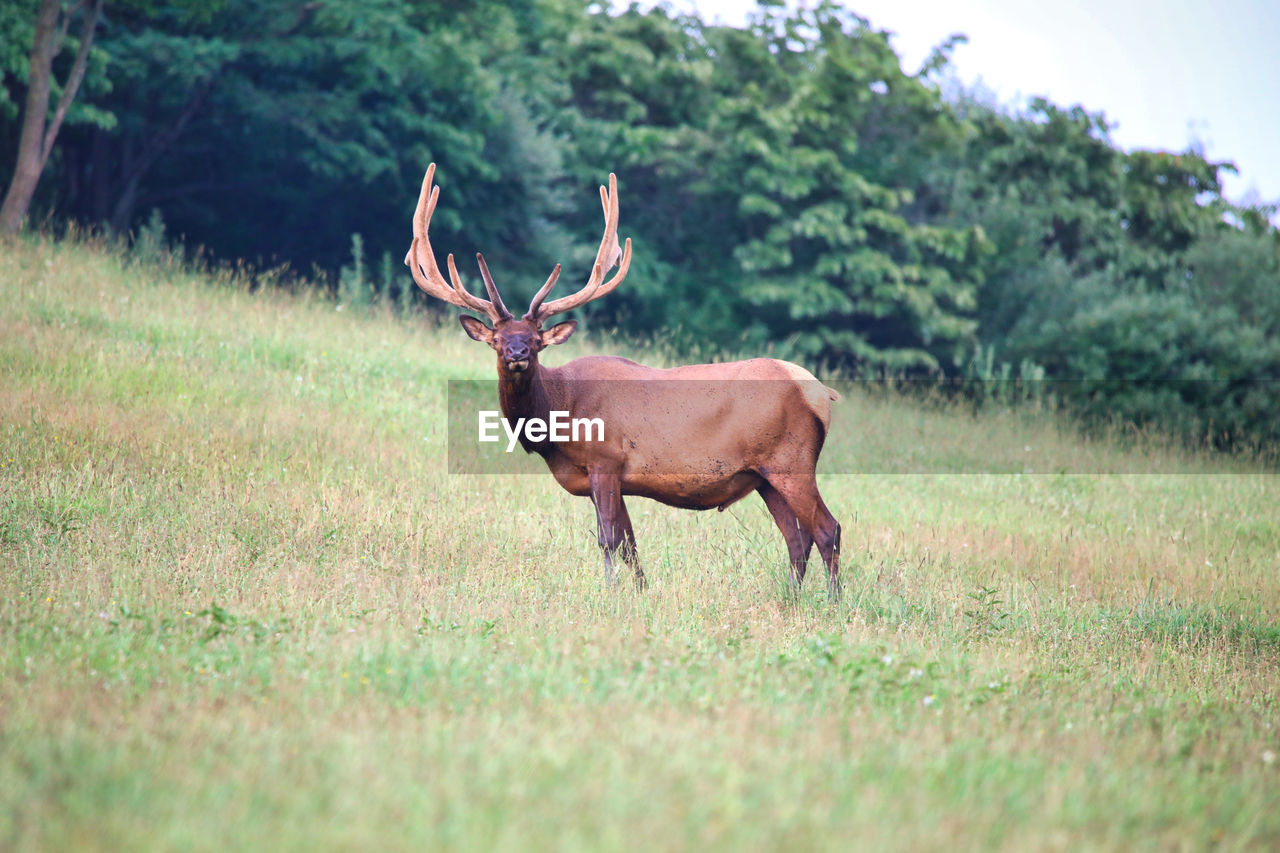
[{"x1": 2, "y1": 235, "x2": 1278, "y2": 850}]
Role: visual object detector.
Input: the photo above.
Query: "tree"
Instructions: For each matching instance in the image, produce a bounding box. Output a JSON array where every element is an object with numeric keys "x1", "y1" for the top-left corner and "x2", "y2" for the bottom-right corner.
[
  {"x1": 53, "y1": 0, "x2": 579, "y2": 274},
  {"x1": 0, "y1": 0, "x2": 103, "y2": 234},
  {"x1": 552, "y1": 3, "x2": 985, "y2": 370}
]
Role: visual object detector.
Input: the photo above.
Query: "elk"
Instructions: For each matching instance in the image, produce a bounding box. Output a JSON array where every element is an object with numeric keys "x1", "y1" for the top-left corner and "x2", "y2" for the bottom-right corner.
[{"x1": 405, "y1": 164, "x2": 843, "y2": 599}]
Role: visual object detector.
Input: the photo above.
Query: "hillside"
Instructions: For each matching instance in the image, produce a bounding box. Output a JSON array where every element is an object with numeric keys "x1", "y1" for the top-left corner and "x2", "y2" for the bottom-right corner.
[{"x1": 2, "y1": 237, "x2": 1278, "y2": 849}]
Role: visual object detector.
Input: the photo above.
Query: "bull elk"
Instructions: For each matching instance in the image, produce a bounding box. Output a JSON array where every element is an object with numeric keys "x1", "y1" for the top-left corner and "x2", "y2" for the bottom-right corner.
[{"x1": 406, "y1": 164, "x2": 843, "y2": 599}]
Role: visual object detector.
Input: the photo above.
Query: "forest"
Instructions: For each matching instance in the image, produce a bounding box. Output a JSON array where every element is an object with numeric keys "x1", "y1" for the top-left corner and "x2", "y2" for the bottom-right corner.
[{"x1": 3, "y1": 0, "x2": 1278, "y2": 448}]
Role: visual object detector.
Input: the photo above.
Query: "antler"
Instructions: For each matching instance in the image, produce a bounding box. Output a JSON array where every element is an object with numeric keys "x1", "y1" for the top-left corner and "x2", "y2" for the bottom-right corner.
[
  {"x1": 525, "y1": 173, "x2": 632, "y2": 322},
  {"x1": 404, "y1": 163, "x2": 512, "y2": 322}
]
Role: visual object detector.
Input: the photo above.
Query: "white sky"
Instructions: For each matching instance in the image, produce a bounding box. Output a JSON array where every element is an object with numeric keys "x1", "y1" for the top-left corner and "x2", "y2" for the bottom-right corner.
[{"x1": 638, "y1": 0, "x2": 1280, "y2": 210}]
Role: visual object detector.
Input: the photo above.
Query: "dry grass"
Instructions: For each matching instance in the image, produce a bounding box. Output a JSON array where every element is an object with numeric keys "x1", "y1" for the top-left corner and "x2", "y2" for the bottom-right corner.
[{"x1": 2, "y1": 234, "x2": 1278, "y2": 850}]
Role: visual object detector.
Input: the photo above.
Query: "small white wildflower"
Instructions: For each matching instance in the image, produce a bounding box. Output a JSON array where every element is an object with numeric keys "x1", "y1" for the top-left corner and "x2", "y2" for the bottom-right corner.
[
  {"x1": 922, "y1": 694, "x2": 935, "y2": 707},
  {"x1": 1263, "y1": 750, "x2": 1276, "y2": 765},
  {"x1": 908, "y1": 668, "x2": 923, "y2": 679},
  {"x1": 881, "y1": 655, "x2": 893, "y2": 665}
]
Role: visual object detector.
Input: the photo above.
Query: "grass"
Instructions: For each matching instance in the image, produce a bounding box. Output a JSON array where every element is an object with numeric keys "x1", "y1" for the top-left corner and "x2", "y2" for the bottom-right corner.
[{"x1": 2, "y1": 234, "x2": 1278, "y2": 850}]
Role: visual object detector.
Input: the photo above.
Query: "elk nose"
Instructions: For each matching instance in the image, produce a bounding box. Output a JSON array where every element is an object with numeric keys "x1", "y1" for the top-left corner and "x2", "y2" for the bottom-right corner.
[{"x1": 506, "y1": 343, "x2": 530, "y2": 361}]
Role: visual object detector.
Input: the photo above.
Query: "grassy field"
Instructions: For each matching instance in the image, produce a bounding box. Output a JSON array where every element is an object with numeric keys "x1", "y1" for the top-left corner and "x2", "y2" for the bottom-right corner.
[{"x1": 2, "y1": 235, "x2": 1277, "y2": 850}]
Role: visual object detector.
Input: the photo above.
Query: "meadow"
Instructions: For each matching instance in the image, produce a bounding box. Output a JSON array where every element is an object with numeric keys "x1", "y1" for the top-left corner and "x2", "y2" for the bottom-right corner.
[{"x1": 2, "y1": 236, "x2": 1277, "y2": 850}]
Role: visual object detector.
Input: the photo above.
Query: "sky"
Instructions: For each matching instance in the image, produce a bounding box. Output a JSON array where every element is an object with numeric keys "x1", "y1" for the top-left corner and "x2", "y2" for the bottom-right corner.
[{"x1": 638, "y1": 0, "x2": 1280, "y2": 210}]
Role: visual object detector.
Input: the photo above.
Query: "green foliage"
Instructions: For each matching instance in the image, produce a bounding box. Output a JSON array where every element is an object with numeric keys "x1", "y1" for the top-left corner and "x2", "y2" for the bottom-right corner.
[
  {"x1": 338, "y1": 232, "x2": 369, "y2": 308},
  {"x1": 2, "y1": 0, "x2": 1277, "y2": 447},
  {"x1": 1005, "y1": 277, "x2": 1280, "y2": 448},
  {"x1": 0, "y1": 0, "x2": 117, "y2": 128},
  {"x1": 1185, "y1": 218, "x2": 1280, "y2": 336},
  {"x1": 130, "y1": 207, "x2": 168, "y2": 265},
  {"x1": 944, "y1": 92, "x2": 1279, "y2": 450},
  {"x1": 714, "y1": 7, "x2": 982, "y2": 370},
  {"x1": 0, "y1": 0, "x2": 35, "y2": 122},
  {"x1": 963, "y1": 585, "x2": 1010, "y2": 643},
  {"x1": 548, "y1": 3, "x2": 985, "y2": 369}
]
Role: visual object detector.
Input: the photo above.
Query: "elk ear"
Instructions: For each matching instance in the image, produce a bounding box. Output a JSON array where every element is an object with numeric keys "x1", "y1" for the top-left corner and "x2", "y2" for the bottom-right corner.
[
  {"x1": 459, "y1": 314, "x2": 495, "y2": 345},
  {"x1": 541, "y1": 320, "x2": 577, "y2": 347}
]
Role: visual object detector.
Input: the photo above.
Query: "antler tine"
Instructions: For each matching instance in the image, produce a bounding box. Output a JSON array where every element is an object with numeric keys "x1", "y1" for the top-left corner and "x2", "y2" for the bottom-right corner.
[
  {"x1": 532, "y1": 172, "x2": 632, "y2": 321},
  {"x1": 445, "y1": 252, "x2": 501, "y2": 317},
  {"x1": 404, "y1": 163, "x2": 504, "y2": 323},
  {"x1": 475, "y1": 253, "x2": 513, "y2": 320},
  {"x1": 523, "y1": 264, "x2": 563, "y2": 321},
  {"x1": 404, "y1": 166, "x2": 450, "y2": 300}
]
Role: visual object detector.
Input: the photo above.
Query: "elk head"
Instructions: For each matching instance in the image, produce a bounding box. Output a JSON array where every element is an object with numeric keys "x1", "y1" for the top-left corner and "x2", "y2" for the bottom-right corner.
[{"x1": 403, "y1": 163, "x2": 633, "y2": 381}]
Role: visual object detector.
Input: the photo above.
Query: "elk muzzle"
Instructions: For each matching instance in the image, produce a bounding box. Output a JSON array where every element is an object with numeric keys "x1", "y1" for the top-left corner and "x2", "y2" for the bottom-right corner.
[{"x1": 502, "y1": 341, "x2": 531, "y2": 373}]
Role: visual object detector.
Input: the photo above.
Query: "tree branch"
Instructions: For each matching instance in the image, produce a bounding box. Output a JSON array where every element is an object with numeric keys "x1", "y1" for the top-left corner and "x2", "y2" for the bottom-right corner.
[
  {"x1": 50, "y1": 0, "x2": 86, "y2": 57},
  {"x1": 120, "y1": 72, "x2": 219, "y2": 192},
  {"x1": 39, "y1": 0, "x2": 102, "y2": 170}
]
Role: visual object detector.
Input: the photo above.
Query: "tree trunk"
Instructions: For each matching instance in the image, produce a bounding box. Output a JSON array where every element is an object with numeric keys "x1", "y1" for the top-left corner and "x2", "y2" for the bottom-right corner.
[
  {"x1": 0, "y1": 0, "x2": 103, "y2": 235},
  {"x1": 0, "y1": 0, "x2": 60, "y2": 235}
]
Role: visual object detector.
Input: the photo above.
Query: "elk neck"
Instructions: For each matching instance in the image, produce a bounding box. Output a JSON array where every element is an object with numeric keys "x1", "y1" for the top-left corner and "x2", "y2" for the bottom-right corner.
[{"x1": 496, "y1": 359, "x2": 564, "y2": 456}]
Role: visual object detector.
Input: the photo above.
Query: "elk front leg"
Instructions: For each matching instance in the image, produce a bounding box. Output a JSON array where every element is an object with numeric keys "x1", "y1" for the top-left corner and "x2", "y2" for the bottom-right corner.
[{"x1": 588, "y1": 468, "x2": 644, "y2": 589}]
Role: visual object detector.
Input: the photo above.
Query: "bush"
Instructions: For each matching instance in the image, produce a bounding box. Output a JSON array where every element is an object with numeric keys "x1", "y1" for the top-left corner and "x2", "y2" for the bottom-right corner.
[{"x1": 997, "y1": 264, "x2": 1280, "y2": 451}]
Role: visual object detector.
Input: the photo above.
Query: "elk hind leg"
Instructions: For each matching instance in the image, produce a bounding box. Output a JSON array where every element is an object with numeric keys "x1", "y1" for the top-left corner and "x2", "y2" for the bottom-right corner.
[
  {"x1": 758, "y1": 482, "x2": 814, "y2": 595},
  {"x1": 762, "y1": 474, "x2": 841, "y2": 601}
]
